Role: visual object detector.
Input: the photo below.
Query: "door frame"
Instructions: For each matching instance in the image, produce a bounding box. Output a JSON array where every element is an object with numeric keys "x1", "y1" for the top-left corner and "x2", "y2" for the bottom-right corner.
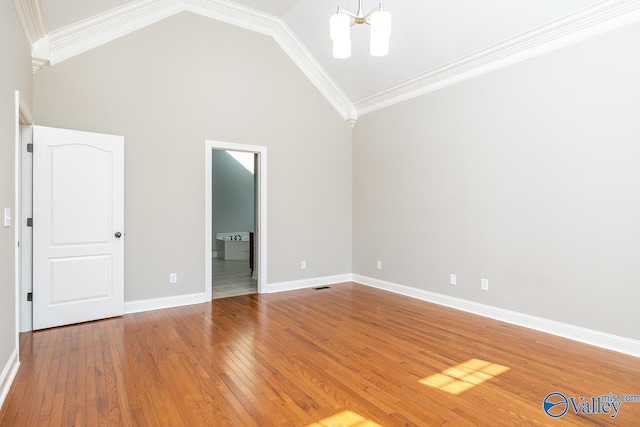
[
  {"x1": 15, "y1": 91, "x2": 33, "y2": 338},
  {"x1": 204, "y1": 140, "x2": 267, "y2": 300}
]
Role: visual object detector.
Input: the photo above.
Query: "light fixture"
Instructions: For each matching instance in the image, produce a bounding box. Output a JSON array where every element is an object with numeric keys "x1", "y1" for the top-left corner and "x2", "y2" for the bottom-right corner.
[{"x1": 330, "y1": 1, "x2": 391, "y2": 59}]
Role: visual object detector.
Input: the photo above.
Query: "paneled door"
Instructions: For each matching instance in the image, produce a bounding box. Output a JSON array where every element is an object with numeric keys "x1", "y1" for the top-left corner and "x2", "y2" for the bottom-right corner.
[{"x1": 32, "y1": 126, "x2": 124, "y2": 330}]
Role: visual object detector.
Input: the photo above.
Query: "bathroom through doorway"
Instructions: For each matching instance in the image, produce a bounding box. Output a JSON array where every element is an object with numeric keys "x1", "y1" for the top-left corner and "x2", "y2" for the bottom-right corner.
[{"x1": 204, "y1": 140, "x2": 267, "y2": 301}]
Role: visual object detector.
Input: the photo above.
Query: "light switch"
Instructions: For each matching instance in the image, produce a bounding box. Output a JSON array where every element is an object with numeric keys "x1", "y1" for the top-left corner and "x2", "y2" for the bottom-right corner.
[{"x1": 3, "y1": 208, "x2": 11, "y2": 227}]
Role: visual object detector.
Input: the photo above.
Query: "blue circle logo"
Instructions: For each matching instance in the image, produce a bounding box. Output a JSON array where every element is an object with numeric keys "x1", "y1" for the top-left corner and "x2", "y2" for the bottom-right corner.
[{"x1": 543, "y1": 392, "x2": 569, "y2": 418}]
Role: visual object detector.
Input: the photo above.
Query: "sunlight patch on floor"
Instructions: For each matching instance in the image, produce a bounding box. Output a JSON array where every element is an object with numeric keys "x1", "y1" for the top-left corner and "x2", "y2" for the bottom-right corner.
[
  {"x1": 419, "y1": 358, "x2": 510, "y2": 395},
  {"x1": 307, "y1": 410, "x2": 383, "y2": 427}
]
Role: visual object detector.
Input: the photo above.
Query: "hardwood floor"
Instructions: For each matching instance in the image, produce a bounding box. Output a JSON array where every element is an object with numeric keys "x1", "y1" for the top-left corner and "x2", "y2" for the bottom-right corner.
[{"x1": 1, "y1": 282, "x2": 639, "y2": 426}]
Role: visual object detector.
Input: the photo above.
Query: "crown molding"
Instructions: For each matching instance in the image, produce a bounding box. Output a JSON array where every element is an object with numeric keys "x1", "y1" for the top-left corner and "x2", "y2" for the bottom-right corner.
[
  {"x1": 268, "y1": 14, "x2": 356, "y2": 123},
  {"x1": 31, "y1": 35, "x2": 48, "y2": 72},
  {"x1": 24, "y1": 0, "x2": 639, "y2": 122},
  {"x1": 13, "y1": 0, "x2": 46, "y2": 46},
  {"x1": 355, "y1": 0, "x2": 640, "y2": 116},
  {"x1": 48, "y1": 0, "x2": 182, "y2": 64},
  {"x1": 30, "y1": 0, "x2": 356, "y2": 122}
]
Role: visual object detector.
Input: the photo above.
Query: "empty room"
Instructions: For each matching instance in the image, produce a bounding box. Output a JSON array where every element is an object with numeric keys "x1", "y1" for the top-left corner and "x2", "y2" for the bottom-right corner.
[{"x1": 1, "y1": 0, "x2": 639, "y2": 425}]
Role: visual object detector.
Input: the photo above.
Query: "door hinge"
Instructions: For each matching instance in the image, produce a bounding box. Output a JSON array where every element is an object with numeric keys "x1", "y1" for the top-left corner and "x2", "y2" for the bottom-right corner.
[
  {"x1": 27, "y1": 143, "x2": 33, "y2": 153},
  {"x1": 27, "y1": 292, "x2": 33, "y2": 302},
  {"x1": 27, "y1": 218, "x2": 33, "y2": 227}
]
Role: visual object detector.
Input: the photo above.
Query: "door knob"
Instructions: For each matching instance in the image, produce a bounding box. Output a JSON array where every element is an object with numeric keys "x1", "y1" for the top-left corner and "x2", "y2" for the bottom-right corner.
[{"x1": 115, "y1": 232, "x2": 122, "y2": 238}]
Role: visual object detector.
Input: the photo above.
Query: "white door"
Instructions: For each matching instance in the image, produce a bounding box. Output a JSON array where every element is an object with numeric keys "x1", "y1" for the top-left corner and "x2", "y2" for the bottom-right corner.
[{"x1": 33, "y1": 126, "x2": 124, "y2": 330}]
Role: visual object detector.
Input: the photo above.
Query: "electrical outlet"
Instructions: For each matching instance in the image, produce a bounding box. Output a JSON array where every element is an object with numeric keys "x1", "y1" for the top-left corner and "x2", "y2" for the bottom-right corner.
[
  {"x1": 450, "y1": 274, "x2": 457, "y2": 286},
  {"x1": 481, "y1": 278, "x2": 489, "y2": 291},
  {"x1": 170, "y1": 273, "x2": 177, "y2": 284},
  {"x1": 301, "y1": 261, "x2": 306, "y2": 270},
  {"x1": 376, "y1": 260, "x2": 382, "y2": 270}
]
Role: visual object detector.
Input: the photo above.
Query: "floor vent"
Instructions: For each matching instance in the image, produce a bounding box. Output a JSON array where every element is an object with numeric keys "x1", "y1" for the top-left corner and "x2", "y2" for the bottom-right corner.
[{"x1": 314, "y1": 286, "x2": 331, "y2": 290}]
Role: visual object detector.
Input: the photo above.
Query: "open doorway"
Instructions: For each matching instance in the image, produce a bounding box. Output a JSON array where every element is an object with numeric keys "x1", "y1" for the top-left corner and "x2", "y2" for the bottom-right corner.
[
  {"x1": 211, "y1": 150, "x2": 256, "y2": 298},
  {"x1": 204, "y1": 141, "x2": 267, "y2": 301},
  {"x1": 15, "y1": 91, "x2": 33, "y2": 335}
]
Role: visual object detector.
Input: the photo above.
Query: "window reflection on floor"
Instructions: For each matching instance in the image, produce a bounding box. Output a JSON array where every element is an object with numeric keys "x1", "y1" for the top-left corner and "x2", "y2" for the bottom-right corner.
[
  {"x1": 307, "y1": 410, "x2": 383, "y2": 427},
  {"x1": 419, "y1": 359, "x2": 510, "y2": 395}
]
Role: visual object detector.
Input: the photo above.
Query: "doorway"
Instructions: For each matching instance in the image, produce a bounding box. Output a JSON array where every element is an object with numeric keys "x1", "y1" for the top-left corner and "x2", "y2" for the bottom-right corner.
[
  {"x1": 211, "y1": 149, "x2": 256, "y2": 298},
  {"x1": 204, "y1": 141, "x2": 267, "y2": 301},
  {"x1": 16, "y1": 91, "x2": 33, "y2": 334}
]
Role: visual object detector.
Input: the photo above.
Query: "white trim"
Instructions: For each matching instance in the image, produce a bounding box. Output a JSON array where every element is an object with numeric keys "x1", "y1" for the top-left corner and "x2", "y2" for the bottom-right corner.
[
  {"x1": 34, "y1": 0, "x2": 355, "y2": 122},
  {"x1": 21, "y1": 0, "x2": 640, "y2": 122},
  {"x1": 31, "y1": 35, "x2": 49, "y2": 73},
  {"x1": 355, "y1": 0, "x2": 640, "y2": 116},
  {"x1": 13, "y1": 0, "x2": 46, "y2": 46},
  {"x1": 26, "y1": 0, "x2": 640, "y2": 122},
  {"x1": 13, "y1": 92, "x2": 21, "y2": 369},
  {"x1": 17, "y1": 93, "x2": 33, "y2": 333},
  {"x1": 352, "y1": 275, "x2": 640, "y2": 358},
  {"x1": 267, "y1": 13, "x2": 356, "y2": 123},
  {"x1": 47, "y1": 0, "x2": 182, "y2": 65},
  {"x1": 266, "y1": 274, "x2": 353, "y2": 294},
  {"x1": 19, "y1": 124, "x2": 33, "y2": 333},
  {"x1": 205, "y1": 140, "x2": 267, "y2": 301},
  {"x1": 124, "y1": 292, "x2": 208, "y2": 314},
  {"x1": 17, "y1": 93, "x2": 33, "y2": 124},
  {"x1": 14, "y1": 92, "x2": 34, "y2": 346},
  {"x1": 0, "y1": 349, "x2": 20, "y2": 411},
  {"x1": 11, "y1": 90, "x2": 21, "y2": 388}
]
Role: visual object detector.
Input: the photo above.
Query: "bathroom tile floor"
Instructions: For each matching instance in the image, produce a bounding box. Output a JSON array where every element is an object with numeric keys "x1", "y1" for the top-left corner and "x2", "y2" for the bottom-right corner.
[{"x1": 212, "y1": 258, "x2": 257, "y2": 299}]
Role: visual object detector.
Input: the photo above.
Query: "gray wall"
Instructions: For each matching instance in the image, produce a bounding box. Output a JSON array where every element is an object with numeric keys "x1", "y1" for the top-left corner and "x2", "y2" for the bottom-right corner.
[
  {"x1": 0, "y1": 0, "x2": 33, "y2": 385},
  {"x1": 34, "y1": 12, "x2": 353, "y2": 301},
  {"x1": 353, "y1": 22, "x2": 640, "y2": 341},
  {"x1": 212, "y1": 150, "x2": 254, "y2": 241}
]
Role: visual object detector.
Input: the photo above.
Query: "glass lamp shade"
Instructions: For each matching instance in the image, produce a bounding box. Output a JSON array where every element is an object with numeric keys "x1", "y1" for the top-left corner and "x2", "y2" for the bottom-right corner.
[
  {"x1": 333, "y1": 37, "x2": 352, "y2": 59},
  {"x1": 369, "y1": 8, "x2": 391, "y2": 57},
  {"x1": 369, "y1": 34, "x2": 389, "y2": 57},
  {"x1": 330, "y1": 12, "x2": 351, "y2": 41},
  {"x1": 370, "y1": 8, "x2": 391, "y2": 37}
]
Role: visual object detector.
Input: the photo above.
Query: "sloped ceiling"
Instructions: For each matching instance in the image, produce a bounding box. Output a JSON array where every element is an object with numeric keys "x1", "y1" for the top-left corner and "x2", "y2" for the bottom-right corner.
[{"x1": 15, "y1": 0, "x2": 640, "y2": 123}]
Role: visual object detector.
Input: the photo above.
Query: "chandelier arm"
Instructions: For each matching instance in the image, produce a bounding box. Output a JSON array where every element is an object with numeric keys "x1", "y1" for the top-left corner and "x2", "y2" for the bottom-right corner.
[
  {"x1": 363, "y1": 7, "x2": 379, "y2": 20},
  {"x1": 341, "y1": 9, "x2": 358, "y2": 18}
]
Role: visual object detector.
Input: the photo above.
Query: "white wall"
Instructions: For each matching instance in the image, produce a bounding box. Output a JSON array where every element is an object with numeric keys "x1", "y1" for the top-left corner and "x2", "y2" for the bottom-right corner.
[
  {"x1": 0, "y1": 0, "x2": 33, "y2": 404},
  {"x1": 353, "y1": 22, "x2": 640, "y2": 341},
  {"x1": 34, "y1": 12, "x2": 353, "y2": 301}
]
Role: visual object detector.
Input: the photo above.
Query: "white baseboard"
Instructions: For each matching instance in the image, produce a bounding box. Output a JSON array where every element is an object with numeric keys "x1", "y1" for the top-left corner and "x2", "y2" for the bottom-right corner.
[
  {"x1": 124, "y1": 292, "x2": 208, "y2": 314},
  {"x1": 266, "y1": 274, "x2": 353, "y2": 294},
  {"x1": 0, "y1": 348, "x2": 20, "y2": 411},
  {"x1": 352, "y1": 274, "x2": 640, "y2": 358}
]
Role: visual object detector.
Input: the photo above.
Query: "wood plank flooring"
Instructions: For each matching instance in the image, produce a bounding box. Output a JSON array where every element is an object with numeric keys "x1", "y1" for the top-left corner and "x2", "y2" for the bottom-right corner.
[{"x1": 1, "y1": 282, "x2": 639, "y2": 426}]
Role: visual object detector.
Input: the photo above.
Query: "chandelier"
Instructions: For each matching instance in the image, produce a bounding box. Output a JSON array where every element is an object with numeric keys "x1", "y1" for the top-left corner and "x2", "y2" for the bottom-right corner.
[{"x1": 330, "y1": 1, "x2": 392, "y2": 59}]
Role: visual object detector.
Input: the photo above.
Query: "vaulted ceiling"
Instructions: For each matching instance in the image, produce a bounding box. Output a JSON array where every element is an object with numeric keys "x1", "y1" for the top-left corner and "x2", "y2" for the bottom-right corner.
[{"x1": 15, "y1": 0, "x2": 640, "y2": 123}]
